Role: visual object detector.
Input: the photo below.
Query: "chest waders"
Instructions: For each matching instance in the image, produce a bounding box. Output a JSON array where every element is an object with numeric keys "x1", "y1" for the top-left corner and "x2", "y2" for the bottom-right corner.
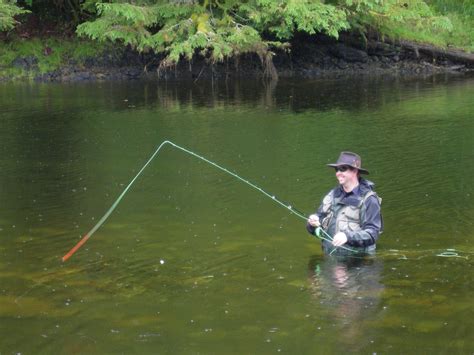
[{"x1": 321, "y1": 190, "x2": 381, "y2": 236}]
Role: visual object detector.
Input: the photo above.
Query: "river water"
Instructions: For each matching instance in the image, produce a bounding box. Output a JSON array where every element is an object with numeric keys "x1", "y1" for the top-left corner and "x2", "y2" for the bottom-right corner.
[{"x1": 1, "y1": 75, "x2": 473, "y2": 354}]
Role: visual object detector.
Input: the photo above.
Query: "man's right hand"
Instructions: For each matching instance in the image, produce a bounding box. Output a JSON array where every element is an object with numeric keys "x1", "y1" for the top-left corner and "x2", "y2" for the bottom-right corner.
[{"x1": 307, "y1": 214, "x2": 320, "y2": 227}]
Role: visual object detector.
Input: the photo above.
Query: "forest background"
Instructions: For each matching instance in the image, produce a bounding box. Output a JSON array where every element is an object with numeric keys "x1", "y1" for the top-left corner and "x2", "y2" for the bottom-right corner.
[{"x1": 0, "y1": 0, "x2": 473, "y2": 80}]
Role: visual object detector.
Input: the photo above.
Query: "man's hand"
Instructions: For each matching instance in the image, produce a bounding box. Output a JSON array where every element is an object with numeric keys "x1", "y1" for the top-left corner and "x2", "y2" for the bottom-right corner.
[
  {"x1": 307, "y1": 214, "x2": 320, "y2": 227},
  {"x1": 332, "y1": 232, "x2": 348, "y2": 246}
]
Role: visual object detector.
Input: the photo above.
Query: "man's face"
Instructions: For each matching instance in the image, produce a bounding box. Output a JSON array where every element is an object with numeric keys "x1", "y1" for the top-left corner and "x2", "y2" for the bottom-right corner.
[{"x1": 335, "y1": 165, "x2": 358, "y2": 186}]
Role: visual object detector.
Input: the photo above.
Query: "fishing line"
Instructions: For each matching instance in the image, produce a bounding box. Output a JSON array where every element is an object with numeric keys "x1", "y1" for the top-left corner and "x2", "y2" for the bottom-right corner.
[{"x1": 62, "y1": 140, "x2": 354, "y2": 262}]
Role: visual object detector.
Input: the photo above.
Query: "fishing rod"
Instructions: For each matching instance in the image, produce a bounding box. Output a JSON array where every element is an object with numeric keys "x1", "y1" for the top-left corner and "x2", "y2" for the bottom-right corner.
[{"x1": 62, "y1": 140, "x2": 353, "y2": 262}]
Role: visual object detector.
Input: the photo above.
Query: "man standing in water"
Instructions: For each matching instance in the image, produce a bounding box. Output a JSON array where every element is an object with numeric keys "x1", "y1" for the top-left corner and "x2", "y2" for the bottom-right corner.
[{"x1": 307, "y1": 152, "x2": 382, "y2": 255}]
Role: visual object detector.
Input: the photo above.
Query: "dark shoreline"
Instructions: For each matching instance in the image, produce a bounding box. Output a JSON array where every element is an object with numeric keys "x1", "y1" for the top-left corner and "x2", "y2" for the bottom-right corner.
[{"x1": 2, "y1": 35, "x2": 473, "y2": 83}]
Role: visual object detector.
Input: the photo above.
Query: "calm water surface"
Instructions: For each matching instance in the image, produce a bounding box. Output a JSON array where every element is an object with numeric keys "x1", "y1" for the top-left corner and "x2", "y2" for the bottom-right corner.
[{"x1": 1, "y1": 75, "x2": 473, "y2": 354}]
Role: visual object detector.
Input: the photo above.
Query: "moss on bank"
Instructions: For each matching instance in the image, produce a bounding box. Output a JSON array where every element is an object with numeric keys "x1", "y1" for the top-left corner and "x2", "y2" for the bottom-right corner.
[{"x1": 0, "y1": 38, "x2": 107, "y2": 80}]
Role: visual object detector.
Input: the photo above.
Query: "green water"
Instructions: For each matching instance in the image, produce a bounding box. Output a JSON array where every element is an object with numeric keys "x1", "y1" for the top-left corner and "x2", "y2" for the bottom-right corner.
[{"x1": 1, "y1": 75, "x2": 473, "y2": 354}]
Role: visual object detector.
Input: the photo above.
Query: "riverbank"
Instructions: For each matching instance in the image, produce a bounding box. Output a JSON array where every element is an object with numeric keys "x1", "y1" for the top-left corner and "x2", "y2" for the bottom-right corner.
[{"x1": 1, "y1": 34, "x2": 473, "y2": 82}]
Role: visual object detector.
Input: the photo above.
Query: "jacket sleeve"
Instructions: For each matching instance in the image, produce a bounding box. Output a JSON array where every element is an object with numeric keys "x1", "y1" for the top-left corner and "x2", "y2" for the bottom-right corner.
[
  {"x1": 345, "y1": 195, "x2": 382, "y2": 247},
  {"x1": 305, "y1": 205, "x2": 321, "y2": 235}
]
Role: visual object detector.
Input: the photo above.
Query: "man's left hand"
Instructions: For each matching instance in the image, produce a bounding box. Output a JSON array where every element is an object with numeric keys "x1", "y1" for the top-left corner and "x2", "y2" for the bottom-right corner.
[{"x1": 332, "y1": 232, "x2": 348, "y2": 246}]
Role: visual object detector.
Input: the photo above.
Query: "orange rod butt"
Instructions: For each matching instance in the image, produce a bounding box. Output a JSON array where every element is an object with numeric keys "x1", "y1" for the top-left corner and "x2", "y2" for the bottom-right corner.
[{"x1": 62, "y1": 234, "x2": 90, "y2": 262}]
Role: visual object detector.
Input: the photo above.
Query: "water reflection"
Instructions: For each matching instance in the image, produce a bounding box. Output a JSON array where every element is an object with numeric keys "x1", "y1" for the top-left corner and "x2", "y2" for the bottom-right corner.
[
  {"x1": 3, "y1": 74, "x2": 471, "y2": 114},
  {"x1": 308, "y1": 255, "x2": 384, "y2": 350}
]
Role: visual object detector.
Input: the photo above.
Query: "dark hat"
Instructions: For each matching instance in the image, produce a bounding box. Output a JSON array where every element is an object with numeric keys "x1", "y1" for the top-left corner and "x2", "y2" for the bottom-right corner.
[{"x1": 327, "y1": 151, "x2": 369, "y2": 174}]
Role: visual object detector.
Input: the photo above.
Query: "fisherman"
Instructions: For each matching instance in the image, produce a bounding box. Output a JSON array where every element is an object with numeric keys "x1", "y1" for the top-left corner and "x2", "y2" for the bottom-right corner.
[{"x1": 306, "y1": 151, "x2": 382, "y2": 255}]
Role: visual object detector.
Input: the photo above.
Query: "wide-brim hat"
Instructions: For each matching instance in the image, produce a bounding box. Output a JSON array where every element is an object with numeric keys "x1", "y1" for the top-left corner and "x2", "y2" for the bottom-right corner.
[{"x1": 327, "y1": 151, "x2": 369, "y2": 174}]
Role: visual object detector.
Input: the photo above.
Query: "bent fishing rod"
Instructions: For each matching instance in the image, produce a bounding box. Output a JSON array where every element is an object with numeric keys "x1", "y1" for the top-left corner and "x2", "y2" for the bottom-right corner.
[{"x1": 62, "y1": 140, "x2": 353, "y2": 262}]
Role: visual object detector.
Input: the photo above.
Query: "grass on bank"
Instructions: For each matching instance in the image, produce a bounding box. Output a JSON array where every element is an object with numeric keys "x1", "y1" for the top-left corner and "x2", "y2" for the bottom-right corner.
[
  {"x1": 428, "y1": 0, "x2": 474, "y2": 52},
  {"x1": 381, "y1": 0, "x2": 473, "y2": 52},
  {"x1": 383, "y1": 12, "x2": 473, "y2": 52},
  {"x1": 0, "y1": 37, "x2": 106, "y2": 79}
]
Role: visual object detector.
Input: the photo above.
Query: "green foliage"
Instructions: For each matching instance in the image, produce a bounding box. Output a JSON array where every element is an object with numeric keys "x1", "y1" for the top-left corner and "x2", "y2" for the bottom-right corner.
[
  {"x1": 75, "y1": 0, "x2": 473, "y2": 70},
  {"x1": 424, "y1": 0, "x2": 474, "y2": 51},
  {"x1": 2, "y1": 0, "x2": 473, "y2": 78},
  {"x1": 0, "y1": 0, "x2": 29, "y2": 31},
  {"x1": 426, "y1": 0, "x2": 474, "y2": 17},
  {"x1": 334, "y1": 0, "x2": 452, "y2": 34},
  {"x1": 337, "y1": 0, "x2": 472, "y2": 51},
  {"x1": 239, "y1": 1, "x2": 349, "y2": 39},
  {"x1": 76, "y1": 0, "x2": 350, "y2": 74}
]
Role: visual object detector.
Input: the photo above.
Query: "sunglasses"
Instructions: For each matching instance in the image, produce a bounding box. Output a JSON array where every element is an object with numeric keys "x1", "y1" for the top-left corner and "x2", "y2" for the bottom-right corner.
[{"x1": 335, "y1": 165, "x2": 352, "y2": 172}]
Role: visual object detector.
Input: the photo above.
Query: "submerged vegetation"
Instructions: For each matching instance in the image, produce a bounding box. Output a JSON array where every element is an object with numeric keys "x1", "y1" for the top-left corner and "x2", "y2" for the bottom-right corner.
[{"x1": 0, "y1": 0, "x2": 472, "y2": 79}]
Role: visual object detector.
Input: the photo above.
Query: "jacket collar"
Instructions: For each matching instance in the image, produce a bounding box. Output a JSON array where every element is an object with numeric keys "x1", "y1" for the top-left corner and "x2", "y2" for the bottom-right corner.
[{"x1": 333, "y1": 178, "x2": 374, "y2": 206}]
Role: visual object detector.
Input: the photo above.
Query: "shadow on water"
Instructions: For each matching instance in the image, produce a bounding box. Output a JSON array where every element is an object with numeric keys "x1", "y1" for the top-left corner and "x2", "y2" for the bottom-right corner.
[{"x1": 307, "y1": 255, "x2": 384, "y2": 352}]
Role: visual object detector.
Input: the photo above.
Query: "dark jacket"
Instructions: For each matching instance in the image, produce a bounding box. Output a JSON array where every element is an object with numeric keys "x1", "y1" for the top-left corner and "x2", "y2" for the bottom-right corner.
[{"x1": 307, "y1": 178, "x2": 382, "y2": 255}]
